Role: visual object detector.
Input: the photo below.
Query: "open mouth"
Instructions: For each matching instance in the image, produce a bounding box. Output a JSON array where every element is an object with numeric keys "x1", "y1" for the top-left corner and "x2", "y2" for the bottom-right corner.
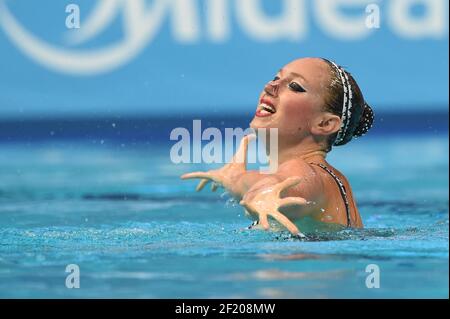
[{"x1": 255, "y1": 98, "x2": 276, "y2": 117}]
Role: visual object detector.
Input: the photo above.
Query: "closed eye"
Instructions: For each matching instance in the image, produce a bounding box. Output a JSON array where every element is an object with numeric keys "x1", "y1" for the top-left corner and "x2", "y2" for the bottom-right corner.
[{"x1": 289, "y1": 81, "x2": 306, "y2": 93}]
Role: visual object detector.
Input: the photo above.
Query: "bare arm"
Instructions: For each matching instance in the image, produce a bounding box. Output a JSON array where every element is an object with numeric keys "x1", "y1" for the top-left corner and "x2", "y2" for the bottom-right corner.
[
  {"x1": 181, "y1": 135, "x2": 321, "y2": 236},
  {"x1": 181, "y1": 135, "x2": 279, "y2": 200}
]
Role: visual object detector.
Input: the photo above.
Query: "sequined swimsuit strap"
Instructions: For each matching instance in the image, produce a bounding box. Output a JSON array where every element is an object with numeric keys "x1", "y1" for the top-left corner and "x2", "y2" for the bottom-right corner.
[{"x1": 310, "y1": 163, "x2": 351, "y2": 227}]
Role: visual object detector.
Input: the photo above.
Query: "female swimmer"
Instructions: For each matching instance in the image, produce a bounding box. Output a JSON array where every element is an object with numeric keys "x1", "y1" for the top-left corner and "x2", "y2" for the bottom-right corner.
[{"x1": 181, "y1": 57, "x2": 374, "y2": 238}]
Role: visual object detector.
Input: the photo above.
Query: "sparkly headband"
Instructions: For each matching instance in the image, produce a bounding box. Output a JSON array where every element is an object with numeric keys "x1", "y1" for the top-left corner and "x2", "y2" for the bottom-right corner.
[{"x1": 330, "y1": 62, "x2": 353, "y2": 145}]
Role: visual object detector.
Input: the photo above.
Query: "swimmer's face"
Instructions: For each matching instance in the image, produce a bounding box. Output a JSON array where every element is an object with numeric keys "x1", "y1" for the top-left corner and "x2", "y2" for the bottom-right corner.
[{"x1": 250, "y1": 58, "x2": 339, "y2": 142}]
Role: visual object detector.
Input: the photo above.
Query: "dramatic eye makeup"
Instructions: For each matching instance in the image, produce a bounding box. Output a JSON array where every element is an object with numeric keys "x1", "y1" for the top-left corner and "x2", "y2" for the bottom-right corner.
[
  {"x1": 273, "y1": 69, "x2": 307, "y2": 93},
  {"x1": 288, "y1": 81, "x2": 306, "y2": 93}
]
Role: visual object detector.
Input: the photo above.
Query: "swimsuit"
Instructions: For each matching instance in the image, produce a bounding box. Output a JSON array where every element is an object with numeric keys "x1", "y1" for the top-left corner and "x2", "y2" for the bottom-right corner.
[{"x1": 310, "y1": 163, "x2": 351, "y2": 227}]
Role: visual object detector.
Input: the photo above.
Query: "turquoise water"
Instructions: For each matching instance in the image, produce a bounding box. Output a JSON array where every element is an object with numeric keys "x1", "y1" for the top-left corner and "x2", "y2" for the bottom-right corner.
[{"x1": 0, "y1": 135, "x2": 448, "y2": 298}]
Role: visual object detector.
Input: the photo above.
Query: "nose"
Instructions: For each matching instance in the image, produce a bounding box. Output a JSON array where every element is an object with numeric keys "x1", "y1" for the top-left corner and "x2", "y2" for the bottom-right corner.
[{"x1": 264, "y1": 79, "x2": 279, "y2": 97}]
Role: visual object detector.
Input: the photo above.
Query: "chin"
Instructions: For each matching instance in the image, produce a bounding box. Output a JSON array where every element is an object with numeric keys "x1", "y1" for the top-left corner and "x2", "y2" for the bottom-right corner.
[
  {"x1": 250, "y1": 120, "x2": 264, "y2": 131},
  {"x1": 250, "y1": 116, "x2": 272, "y2": 130},
  {"x1": 249, "y1": 118, "x2": 258, "y2": 130}
]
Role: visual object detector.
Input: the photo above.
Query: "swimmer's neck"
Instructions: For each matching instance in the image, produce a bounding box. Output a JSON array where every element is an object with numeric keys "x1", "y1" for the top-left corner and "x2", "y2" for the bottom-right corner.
[{"x1": 269, "y1": 140, "x2": 327, "y2": 165}]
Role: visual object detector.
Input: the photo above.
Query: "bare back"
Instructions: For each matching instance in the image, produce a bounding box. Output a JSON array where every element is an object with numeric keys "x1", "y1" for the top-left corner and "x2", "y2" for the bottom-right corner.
[{"x1": 308, "y1": 161, "x2": 363, "y2": 228}]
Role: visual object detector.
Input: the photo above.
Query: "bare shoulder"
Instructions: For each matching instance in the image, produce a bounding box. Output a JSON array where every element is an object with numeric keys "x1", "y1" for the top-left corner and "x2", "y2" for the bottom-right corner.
[
  {"x1": 277, "y1": 158, "x2": 316, "y2": 176},
  {"x1": 311, "y1": 161, "x2": 357, "y2": 201},
  {"x1": 276, "y1": 158, "x2": 324, "y2": 197},
  {"x1": 321, "y1": 162, "x2": 350, "y2": 184}
]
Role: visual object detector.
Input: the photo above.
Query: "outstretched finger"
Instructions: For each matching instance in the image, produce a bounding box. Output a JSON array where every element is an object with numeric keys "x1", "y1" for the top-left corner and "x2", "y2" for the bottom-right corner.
[
  {"x1": 258, "y1": 214, "x2": 270, "y2": 230},
  {"x1": 270, "y1": 212, "x2": 300, "y2": 236},
  {"x1": 276, "y1": 176, "x2": 302, "y2": 194},
  {"x1": 181, "y1": 171, "x2": 211, "y2": 180},
  {"x1": 211, "y1": 182, "x2": 219, "y2": 192},
  {"x1": 239, "y1": 200, "x2": 256, "y2": 216},
  {"x1": 239, "y1": 199, "x2": 250, "y2": 210},
  {"x1": 196, "y1": 179, "x2": 210, "y2": 192},
  {"x1": 278, "y1": 197, "x2": 309, "y2": 209},
  {"x1": 231, "y1": 134, "x2": 255, "y2": 166}
]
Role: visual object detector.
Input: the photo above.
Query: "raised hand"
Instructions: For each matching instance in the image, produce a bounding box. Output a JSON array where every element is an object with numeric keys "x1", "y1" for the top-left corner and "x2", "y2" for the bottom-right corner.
[
  {"x1": 239, "y1": 177, "x2": 309, "y2": 238},
  {"x1": 181, "y1": 134, "x2": 254, "y2": 192}
]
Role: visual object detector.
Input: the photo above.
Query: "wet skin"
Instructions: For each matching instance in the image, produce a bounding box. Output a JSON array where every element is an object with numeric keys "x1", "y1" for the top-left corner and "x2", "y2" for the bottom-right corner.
[{"x1": 182, "y1": 58, "x2": 363, "y2": 236}]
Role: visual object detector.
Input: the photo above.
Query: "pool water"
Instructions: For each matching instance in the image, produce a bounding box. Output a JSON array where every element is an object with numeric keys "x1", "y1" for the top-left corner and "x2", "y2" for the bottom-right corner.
[{"x1": 0, "y1": 135, "x2": 448, "y2": 298}]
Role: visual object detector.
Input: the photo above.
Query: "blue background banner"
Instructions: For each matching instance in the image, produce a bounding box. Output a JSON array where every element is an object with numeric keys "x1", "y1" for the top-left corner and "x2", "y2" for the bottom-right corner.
[{"x1": 0, "y1": 0, "x2": 448, "y2": 119}]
